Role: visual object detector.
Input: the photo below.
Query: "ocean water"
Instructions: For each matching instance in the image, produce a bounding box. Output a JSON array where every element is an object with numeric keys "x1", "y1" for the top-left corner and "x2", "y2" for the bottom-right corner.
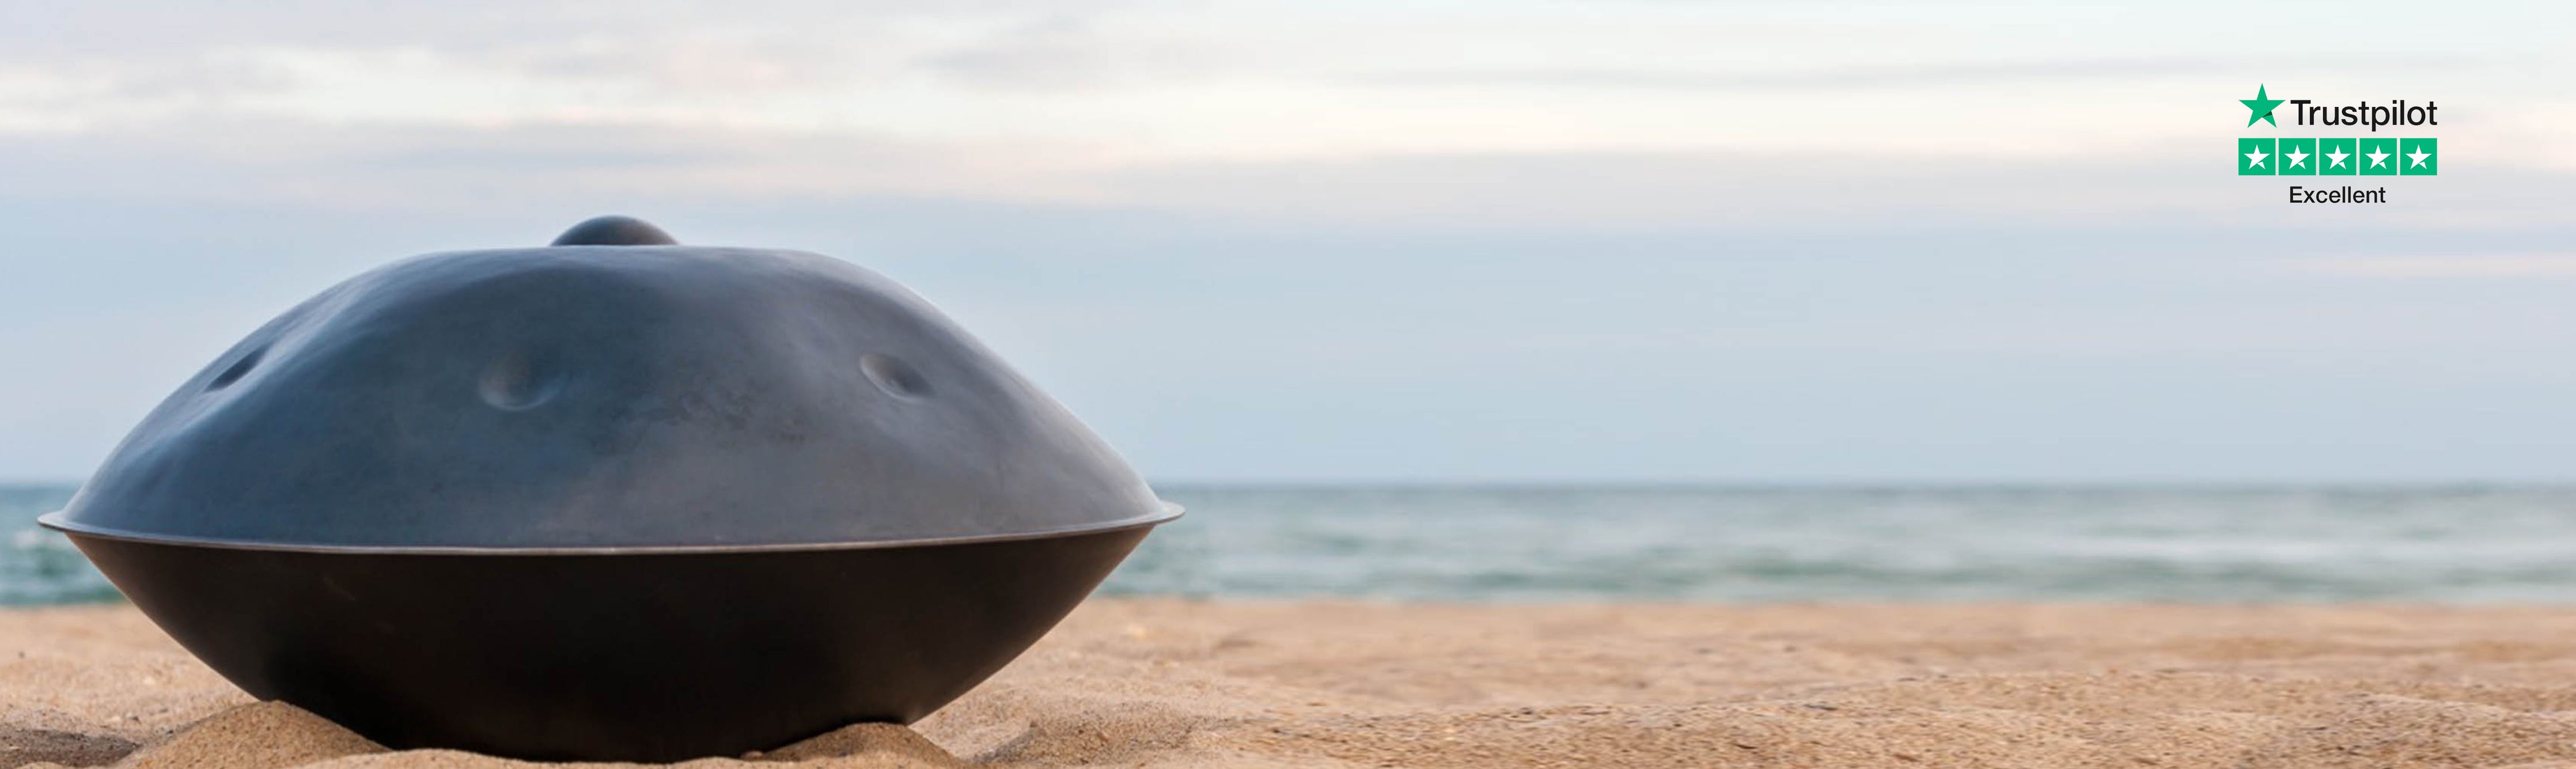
[
  {"x1": 9, "y1": 483, "x2": 2576, "y2": 605},
  {"x1": 0, "y1": 484, "x2": 119, "y2": 605}
]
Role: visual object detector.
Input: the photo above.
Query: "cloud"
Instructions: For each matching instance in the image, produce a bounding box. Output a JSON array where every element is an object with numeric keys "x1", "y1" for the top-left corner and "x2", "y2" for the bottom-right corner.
[
  {"x1": 1094, "y1": 146, "x2": 2576, "y2": 229},
  {"x1": 0, "y1": 1, "x2": 1160, "y2": 134},
  {"x1": 0, "y1": 2, "x2": 2564, "y2": 179},
  {"x1": 0, "y1": 1, "x2": 1109, "y2": 57},
  {"x1": 1347, "y1": 57, "x2": 2288, "y2": 92},
  {"x1": 1350, "y1": 54, "x2": 2473, "y2": 92},
  {"x1": 13, "y1": 112, "x2": 2576, "y2": 232},
  {"x1": 0, "y1": 118, "x2": 1130, "y2": 210},
  {"x1": 912, "y1": 16, "x2": 1218, "y2": 92},
  {"x1": 2292, "y1": 255, "x2": 2576, "y2": 278}
]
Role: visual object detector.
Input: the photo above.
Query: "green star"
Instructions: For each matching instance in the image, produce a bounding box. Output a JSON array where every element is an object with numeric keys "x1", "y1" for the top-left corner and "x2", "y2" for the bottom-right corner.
[{"x1": 2240, "y1": 84, "x2": 2283, "y2": 127}]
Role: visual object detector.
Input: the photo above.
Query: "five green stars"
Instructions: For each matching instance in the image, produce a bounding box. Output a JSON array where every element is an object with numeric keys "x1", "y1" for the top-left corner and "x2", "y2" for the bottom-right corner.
[{"x1": 2241, "y1": 84, "x2": 2283, "y2": 127}]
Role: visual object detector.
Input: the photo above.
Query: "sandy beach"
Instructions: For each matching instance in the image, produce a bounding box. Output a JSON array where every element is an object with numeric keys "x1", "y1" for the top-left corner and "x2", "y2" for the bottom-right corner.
[{"x1": 14, "y1": 601, "x2": 2576, "y2": 767}]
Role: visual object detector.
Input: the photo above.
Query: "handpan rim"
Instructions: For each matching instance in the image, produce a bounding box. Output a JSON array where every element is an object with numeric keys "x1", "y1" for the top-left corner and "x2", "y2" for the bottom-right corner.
[{"x1": 36, "y1": 503, "x2": 1180, "y2": 556}]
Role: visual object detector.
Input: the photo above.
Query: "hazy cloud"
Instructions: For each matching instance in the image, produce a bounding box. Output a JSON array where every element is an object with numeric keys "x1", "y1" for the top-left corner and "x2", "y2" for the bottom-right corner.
[
  {"x1": 12, "y1": 115, "x2": 2576, "y2": 230},
  {"x1": 2293, "y1": 255, "x2": 2576, "y2": 278},
  {"x1": 913, "y1": 16, "x2": 1215, "y2": 91},
  {"x1": 9, "y1": 1, "x2": 2576, "y2": 482},
  {"x1": 1350, "y1": 55, "x2": 2476, "y2": 92}
]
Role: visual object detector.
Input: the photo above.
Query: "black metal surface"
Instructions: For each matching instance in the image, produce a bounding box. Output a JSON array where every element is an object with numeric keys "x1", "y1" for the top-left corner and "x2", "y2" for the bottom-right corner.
[
  {"x1": 50, "y1": 217, "x2": 1173, "y2": 548},
  {"x1": 63, "y1": 524, "x2": 1152, "y2": 762},
  {"x1": 549, "y1": 214, "x2": 679, "y2": 246}
]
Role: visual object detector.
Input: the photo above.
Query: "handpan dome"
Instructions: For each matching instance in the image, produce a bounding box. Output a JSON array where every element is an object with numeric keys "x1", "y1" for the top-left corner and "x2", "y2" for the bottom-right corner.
[{"x1": 47, "y1": 216, "x2": 1175, "y2": 550}]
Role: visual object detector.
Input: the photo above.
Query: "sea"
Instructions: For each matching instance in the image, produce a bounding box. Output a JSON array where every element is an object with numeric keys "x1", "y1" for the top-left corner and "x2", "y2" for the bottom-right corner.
[{"x1": 9, "y1": 483, "x2": 2576, "y2": 606}]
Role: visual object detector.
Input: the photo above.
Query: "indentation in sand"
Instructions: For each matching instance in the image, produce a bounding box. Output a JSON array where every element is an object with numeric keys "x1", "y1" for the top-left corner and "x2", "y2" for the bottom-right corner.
[{"x1": 0, "y1": 727, "x2": 136, "y2": 767}]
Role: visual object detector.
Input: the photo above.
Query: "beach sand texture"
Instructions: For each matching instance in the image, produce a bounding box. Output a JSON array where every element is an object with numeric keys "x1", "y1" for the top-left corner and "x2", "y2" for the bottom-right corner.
[{"x1": 13, "y1": 601, "x2": 2576, "y2": 767}]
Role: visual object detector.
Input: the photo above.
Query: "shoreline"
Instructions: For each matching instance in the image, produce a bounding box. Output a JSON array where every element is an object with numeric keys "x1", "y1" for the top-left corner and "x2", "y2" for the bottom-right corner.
[{"x1": 15, "y1": 601, "x2": 2576, "y2": 767}]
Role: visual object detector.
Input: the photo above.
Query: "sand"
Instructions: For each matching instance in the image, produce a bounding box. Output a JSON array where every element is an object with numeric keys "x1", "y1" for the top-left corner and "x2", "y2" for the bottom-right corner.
[{"x1": 17, "y1": 603, "x2": 2576, "y2": 767}]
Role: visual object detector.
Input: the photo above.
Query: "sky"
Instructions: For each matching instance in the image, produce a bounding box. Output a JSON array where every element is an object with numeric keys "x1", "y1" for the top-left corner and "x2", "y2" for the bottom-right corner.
[{"x1": 4, "y1": 1, "x2": 2575, "y2": 483}]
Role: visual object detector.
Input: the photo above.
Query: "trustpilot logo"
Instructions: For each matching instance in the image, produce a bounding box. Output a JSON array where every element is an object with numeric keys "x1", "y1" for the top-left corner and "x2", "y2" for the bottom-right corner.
[{"x1": 2239, "y1": 84, "x2": 2437, "y2": 203}]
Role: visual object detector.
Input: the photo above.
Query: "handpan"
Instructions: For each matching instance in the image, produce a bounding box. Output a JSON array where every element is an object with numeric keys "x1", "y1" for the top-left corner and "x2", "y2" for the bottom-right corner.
[{"x1": 43, "y1": 216, "x2": 1179, "y2": 762}]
